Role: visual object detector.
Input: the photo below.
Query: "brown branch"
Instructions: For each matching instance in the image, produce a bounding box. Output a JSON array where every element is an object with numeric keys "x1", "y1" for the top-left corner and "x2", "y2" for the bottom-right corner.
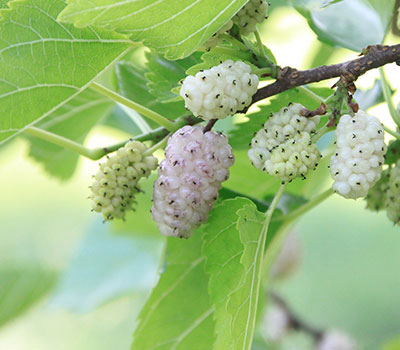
[{"x1": 245, "y1": 44, "x2": 400, "y2": 111}]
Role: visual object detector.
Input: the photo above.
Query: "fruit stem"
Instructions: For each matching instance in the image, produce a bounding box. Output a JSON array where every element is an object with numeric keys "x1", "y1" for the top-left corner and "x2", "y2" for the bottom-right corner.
[
  {"x1": 278, "y1": 187, "x2": 334, "y2": 223},
  {"x1": 254, "y1": 67, "x2": 273, "y2": 77},
  {"x1": 379, "y1": 67, "x2": 400, "y2": 128},
  {"x1": 24, "y1": 127, "x2": 96, "y2": 159},
  {"x1": 254, "y1": 29, "x2": 274, "y2": 67},
  {"x1": 25, "y1": 115, "x2": 201, "y2": 161},
  {"x1": 312, "y1": 123, "x2": 332, "y2": 142},
  {"x1": 143, "y1": 134, "x2": 170, "y2": 156},
  {"x1": 383, "y1": 125, "x2": 400, "y2": 140},
  {"x1": 90, "y1": 82, "x2": 176, "y2": 132}
]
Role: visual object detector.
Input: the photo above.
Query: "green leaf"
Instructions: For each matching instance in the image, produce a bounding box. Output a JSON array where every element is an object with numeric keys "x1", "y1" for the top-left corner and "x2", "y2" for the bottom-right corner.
[
  {"x1": 58, "y1": 0, "x2": 249, "y2": 59},
  {"x1": 145, "y1": 51, "x2": 202, "y2": 103},
  {"x1": 131, "y1": 232, "x2": 215, "y2": 350},
  {"x1": 0, "y1": 265, "x2": 56, "y2": 327},
  {"x1": 116, "y1": 61, "x2": 187, "y2": 123},
  {"x1": 354, "y1": 79, "x2": 390, "y2": 111},
  {"x1": 296, "y1": 0, "x2": 394, "y2": 51},
  {"x1": 25, "y1": 89, "x2": 113, "y2": 180},
  {"x1": 228, "y1": 203, "x2": 266, "y2": 350},
  {"x1": 228, "y1": 87, "x2": 332, "y2": 150},
  {"x1": 50, "y1": 221, "x2": 163, "y2": 312},
  {"x1": 202, "y1": 198, "x2": 248, "y2": 350},
  {"x1": 0, "y1": 0, "x2": 131, "y2": 145}
]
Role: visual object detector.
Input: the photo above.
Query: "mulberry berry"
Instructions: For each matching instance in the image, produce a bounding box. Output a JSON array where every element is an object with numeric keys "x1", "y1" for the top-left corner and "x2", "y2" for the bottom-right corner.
[
  {"x1": 89, "y1": 141, "x2": 158, "y2": 221},
  {"x1": 180, "y1": 60, "x2": 259, "y2": 120},
  {"x1": 151, "y1": 126, "x2": 234, "y2": 238},
  {"x1": 330, "y1": 111, "x2": 386, "y2": 199},
  {"x1": 204, "y1": 21, "x2": 233, "y2": 49},
  {"x1": 365, "y1": 168, "x2": 390, "y2": 211},
  {"x1": 233, "y1": 0, "x2": 270, "y2": 36},
  {"x1": 385, "y1": 160, "x2": 400, "y2": 225},
  {"x1": 248, "y1": 103, "x2": 321, "y2": 183}
]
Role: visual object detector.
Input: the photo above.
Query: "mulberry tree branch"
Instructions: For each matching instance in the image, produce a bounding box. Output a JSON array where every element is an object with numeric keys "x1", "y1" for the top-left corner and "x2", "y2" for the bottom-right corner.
[{"x1": 245, "y1": 44, "x2": 400, "y2": 110}]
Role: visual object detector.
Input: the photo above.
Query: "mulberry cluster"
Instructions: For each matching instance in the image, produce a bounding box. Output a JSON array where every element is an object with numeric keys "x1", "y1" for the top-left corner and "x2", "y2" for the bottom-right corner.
[
  {"x1": 151, "y1": 126, "x2": 234, "y2": 238},
  {"x1": 180, "y1": 60, "x2": 259, "y2": 120},
  {"x1": 385, "y1": 160, "x2": 400, "y2": 225},
  {"x1": 233, "y1": 0, "x2": 270, "y2": 35},
  {"x1": 248, "y1": 103, "x2": 322, "y2": 183},
  {"x1": 204, "y1": 21, "x2": 233, "y2": 49},
  {"x1": 89, "y1": 141, "x2": 158, "y2": 221},
  {"x1": 330, "y1": 111, "x2": 386, "y2": 199}
]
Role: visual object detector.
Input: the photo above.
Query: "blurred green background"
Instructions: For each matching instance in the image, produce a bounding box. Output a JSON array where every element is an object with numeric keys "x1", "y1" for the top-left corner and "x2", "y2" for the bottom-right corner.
[{"x1": 1, "y1": 2, "x2": 400, "y2": 350}]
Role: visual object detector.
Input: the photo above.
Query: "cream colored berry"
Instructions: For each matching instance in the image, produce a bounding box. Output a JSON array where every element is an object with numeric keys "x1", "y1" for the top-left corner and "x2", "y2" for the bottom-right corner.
[
  {"x1": 180, "y1": 60, "x2": 259, "y2": 120},
  {"x1": 233, "y1": 0, "x2": 270, "y2": 35},
  {"x1": 248, "y1": 103, "x2": 321, "y2": 183},
  {"x1": 330, "y1": 111, "x2": 386, "y2": 199}
]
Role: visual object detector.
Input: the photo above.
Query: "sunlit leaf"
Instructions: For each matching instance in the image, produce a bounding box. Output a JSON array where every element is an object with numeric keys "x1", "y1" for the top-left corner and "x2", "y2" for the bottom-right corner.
[
  {"x1": 59, "y1": 0, "x2": 249, "y2": 59},
  {"x1": 0, "y1": 0, "x2": 130, "y2": 145}
]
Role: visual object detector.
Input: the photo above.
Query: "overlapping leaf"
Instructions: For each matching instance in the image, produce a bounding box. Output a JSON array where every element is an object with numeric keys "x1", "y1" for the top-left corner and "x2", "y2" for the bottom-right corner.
[
  {"x1": 0, "y1": 0, "x2": 131, "y2": 145},
  {"x1": 115, "y1": 61, "x2": 187, "y2": 123},
  {"x1": 58, "y1": 0, "x2": 249, "y2": 59},
  {"x1": 145, "y1": 51, "x2": 202, "y2": 103},
  {"x1": 202, "y1": 198, "x2": 272, "y2": 350}
]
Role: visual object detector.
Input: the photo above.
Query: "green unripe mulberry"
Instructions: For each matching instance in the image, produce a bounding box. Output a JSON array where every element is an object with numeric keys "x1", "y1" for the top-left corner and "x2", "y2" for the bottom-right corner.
[
  {"x1": 365, "y1": 169, "x2": 390, "y2": 212},
  {"x1": 89, "y1": 141, "x2": 158, "y2": 221},
  {"x1": 385, "y1": 160, "x2": 400, "y2": 225}
]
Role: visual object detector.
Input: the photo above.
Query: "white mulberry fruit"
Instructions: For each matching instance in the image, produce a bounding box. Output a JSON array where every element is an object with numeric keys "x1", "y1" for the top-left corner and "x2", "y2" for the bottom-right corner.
[
  {"x1": 316, "y1": 330, "x2": 356, "y2": 350},
  {"x1": 248, "y1": 103, "x2": 322, "y2": 183},
  {"x1": 330, "y1": 111, "x2": 386, "y2": 199},
  {"x1": 203, "y1": 21, "x2": 233, "y2": 49},
  {"x1": 89, "y1": 141, "x2": 158, "y2": 221},
  {"x1": 151, "y1": 126, "x2": 234, "y2": 238},
  {"x1": 385, "y1": 160, "x2": 400, "y2": 225},
  {"x1": 180, "y1": 60, "x2": 259, "y2": 120},
  {"x1": 233, "y1": 0, "x2": 270, "y2": 36}
]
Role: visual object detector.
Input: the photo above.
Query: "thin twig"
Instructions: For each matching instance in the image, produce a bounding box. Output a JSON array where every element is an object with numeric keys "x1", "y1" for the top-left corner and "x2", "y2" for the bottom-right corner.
[{"x1": 269, "y1": 292, "x2": 324, "y2": 340}]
